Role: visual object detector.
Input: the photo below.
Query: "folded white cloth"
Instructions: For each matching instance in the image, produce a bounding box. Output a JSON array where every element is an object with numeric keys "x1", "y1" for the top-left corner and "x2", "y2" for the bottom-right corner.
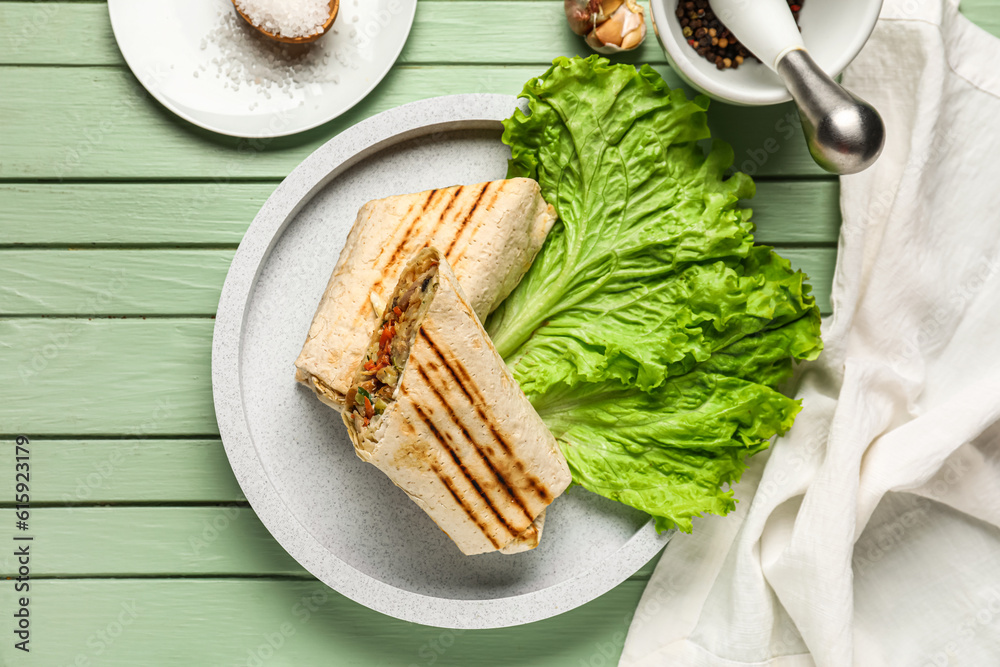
[{"x1": 620, "y1": 1, "x2": 1000, "y2": 665}]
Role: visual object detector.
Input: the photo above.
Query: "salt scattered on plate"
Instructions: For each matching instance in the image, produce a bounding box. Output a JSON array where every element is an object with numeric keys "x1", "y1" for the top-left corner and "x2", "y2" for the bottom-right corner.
[{"x1": 196, "y1": 8, "x2": 361, "y2": 105}]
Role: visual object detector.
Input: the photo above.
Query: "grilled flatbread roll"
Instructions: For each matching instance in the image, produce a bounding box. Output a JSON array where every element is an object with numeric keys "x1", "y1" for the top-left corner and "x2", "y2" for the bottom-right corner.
[
  {"x1": 296, "y1": 178, "x2": 556, "y2": 412},
  {"x1": 343, "y1": 248, "x2": 571, "y2": 555}
]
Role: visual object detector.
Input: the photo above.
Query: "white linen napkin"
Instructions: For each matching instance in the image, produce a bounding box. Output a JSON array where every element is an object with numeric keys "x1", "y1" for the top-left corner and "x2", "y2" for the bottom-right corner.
[{"x1": 620, "y1": 1, "x2": 1000, "y2": 665}]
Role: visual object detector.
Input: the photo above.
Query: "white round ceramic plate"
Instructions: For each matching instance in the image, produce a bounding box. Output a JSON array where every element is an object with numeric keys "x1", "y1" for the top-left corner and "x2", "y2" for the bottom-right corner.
[
  {"x1": 108, "y1": 0, "x2": 416, "y2": 137},
  {"x1": 212, "y1": 94, "x2": 671, "y2": 629}
]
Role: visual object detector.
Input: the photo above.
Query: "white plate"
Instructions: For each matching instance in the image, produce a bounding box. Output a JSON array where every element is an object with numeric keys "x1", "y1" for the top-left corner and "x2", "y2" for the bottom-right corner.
[
  {"x1": 108, "y1": 0, "x2": 416, "y2": 138},
  {"x1": 212, "y1": 94, "x2": 671, "y2": 629}
]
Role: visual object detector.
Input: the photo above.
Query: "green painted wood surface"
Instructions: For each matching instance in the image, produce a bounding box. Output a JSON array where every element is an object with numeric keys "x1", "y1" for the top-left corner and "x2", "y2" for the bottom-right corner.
[
  {"x1": 0, "y1": 318, "x2": 217, "y2": 435},
  {"x1": 1, "y1": 0, "x2": 996, "y2": 664},
  {"x1": 0, "y1": 439, "x2": 244, "y2": 503},
  {"x1": 0, "y1": 183, "x2": 276, "y2": 246},
  {"x1": 0, "y1": 180, "x2": 840, "y2": 246},
  {"x1": 0, "y1": 250, "x2": 236, "y2": 315},
  {"x1": 0, "y1": 579, "x2": 646, "y2": 666},
  {"x1": 0, "y1": 506, "x2": 302, "y2": 577}
]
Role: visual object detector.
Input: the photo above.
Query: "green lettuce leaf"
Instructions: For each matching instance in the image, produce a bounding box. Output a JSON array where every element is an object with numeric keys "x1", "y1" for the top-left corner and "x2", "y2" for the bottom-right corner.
[
  {"x1": 532, "y1": 372, "x2": 801, "y2": 533},
  {"x1": 486, "y1": 56, "x2": 823, "y2": 532},
  {"x1": 506, "y1": 246, "x2": 820, "y2": 395}
]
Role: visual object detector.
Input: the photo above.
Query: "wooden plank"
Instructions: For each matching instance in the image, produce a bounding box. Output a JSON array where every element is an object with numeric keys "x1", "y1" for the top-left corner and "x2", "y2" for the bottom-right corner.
[
  {"x1": 1, "y1": 1, "x2": 119, "y2": 66},
  {"x1": 0, "y1": 507, "x2": 301, "y2": 577},
  {"x1": 0, "y1": 1, "x2": 668, "y2": 67},
  {"x1": 0, "y1": 439, "x2": 244, "y2": 503},
  {"x1": 0, "y1": 505, "x2": 661, "y2": 578},
  {"x1": 0, "y1": 180, "x2": 839, "y2": 246},
  {"x1": 0, "y1": 578, "x2": 648, "y2": 666},
  {"x1": 0, "y1": 183, "x2": 274, "y2": 246},
  {"x1": 0, "y1": 65, "x2": 826, "y2": 179},
  {"x1": 746, "y1": 180, "x2": 840, "y2": 244},
  {"x1": 0, "y1": 318, "x2": 218, "y2": 436},
  {"x1": 0, "y1": 249, "x2": 235, "y2": 315}
]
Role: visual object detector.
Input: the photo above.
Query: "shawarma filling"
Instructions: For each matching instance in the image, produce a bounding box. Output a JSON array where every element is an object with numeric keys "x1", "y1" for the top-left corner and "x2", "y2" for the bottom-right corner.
[{"x1": 348, "y1": 255, "x2": 440, "y2": 432}]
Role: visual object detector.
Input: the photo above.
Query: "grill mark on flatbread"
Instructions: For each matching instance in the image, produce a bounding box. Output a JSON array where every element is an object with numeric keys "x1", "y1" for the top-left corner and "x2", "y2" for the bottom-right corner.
[
  {"x1": 373, "y1": 199, "x2": 418, "y2": 262},
  {"x1": 411, "y1": 402, "x2": 512, "y2": 546},
  {"x1": 380, "y1": 188, "x2": 439, "y2": 277},
  {"x1": 420, "y1": 329, "x2": 553, "y2": 503},
  {"x1": 356, "y1": 189, "x2": 439, "y2": 324},
  {"x1": 417, "y1": 334, "x2": 551, "y2": 507},
  {"x1": 444, "y1": 182, "x2": 491, "y2": 257},
  {"x1": 426, "y1": 187, "x2": 451, "y2": 210},
  {"x1": 381, "y1": 189, "x2": 457, "y2": 280},
  {"x1": 448, "y1": 181, "x2": 507, "y2": 265},
  {"x1": 439, "y1": 185, "x2": 464, "y2": 225},
  {"x1": 414, "y1": 363, "x2": 534, "y2": 528}
]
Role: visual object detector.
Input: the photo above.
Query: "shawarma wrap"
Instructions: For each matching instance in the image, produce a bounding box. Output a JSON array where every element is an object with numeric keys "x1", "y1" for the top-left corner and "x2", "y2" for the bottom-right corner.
[
  {"x1": 296, "y1": 178, "x2": 556, "y2": 412},
  {"x1": 343, "y1": 248, "x2": 571, "y2": 555}
]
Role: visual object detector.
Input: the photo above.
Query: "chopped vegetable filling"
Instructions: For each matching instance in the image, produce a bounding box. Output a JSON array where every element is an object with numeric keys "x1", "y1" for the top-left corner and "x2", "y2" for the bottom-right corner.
[{"x1": 349, "y1": 260, "x2": 439, "y2": 432}]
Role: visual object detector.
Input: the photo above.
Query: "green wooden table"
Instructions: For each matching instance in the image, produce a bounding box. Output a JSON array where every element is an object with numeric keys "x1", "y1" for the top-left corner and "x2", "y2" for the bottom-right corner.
[{"x1": 1, "y1": 2, "x2": 997, "y2": 664}]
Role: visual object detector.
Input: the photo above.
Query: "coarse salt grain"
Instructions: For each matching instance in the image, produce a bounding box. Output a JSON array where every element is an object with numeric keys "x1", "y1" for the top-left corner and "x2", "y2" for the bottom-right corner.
[
  {"x1": 234, "y1": 0, "x2": 330, "y2": 39},
  {"x1": 194, "y1": 9, "x2": 363, "y2": 101}
]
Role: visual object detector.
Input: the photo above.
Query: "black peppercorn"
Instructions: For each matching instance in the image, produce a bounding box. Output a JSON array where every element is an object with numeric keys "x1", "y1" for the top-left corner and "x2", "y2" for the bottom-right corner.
[{"x1": 675, "y1": 0, "x2": 806, "y2": 70}]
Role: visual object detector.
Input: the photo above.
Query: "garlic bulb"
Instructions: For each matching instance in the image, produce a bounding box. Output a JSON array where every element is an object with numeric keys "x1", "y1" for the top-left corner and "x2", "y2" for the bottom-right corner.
[
  {"x1": 565, "y1": 0, "x2": 598, "y2": 35},
  {"x1": 564, "y1": 0, "x2": 646, "y2": 54}
]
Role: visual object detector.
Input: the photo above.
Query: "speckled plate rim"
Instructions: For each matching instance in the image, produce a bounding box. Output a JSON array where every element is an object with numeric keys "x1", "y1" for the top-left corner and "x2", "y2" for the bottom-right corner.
[
  {"x1": 212, "y1": 94, "x2": 671, "y2": 629},
  {"x1": 107, "y1": 0, "x2": 418, "y2": 138}
]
